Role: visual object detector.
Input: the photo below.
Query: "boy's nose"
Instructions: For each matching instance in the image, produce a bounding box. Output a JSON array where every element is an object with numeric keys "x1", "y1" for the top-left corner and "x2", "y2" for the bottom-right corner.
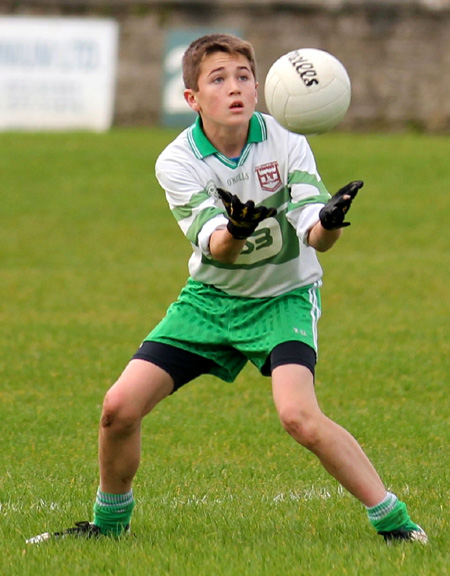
[{"x1": 228, "y1": 79, "x2": 241, "y2": 94}]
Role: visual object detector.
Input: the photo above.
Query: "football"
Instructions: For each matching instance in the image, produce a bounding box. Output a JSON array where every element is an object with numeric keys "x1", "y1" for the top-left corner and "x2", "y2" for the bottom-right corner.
[{"x1": 264, "y1": 48, "x2": 351, "y2": 135}]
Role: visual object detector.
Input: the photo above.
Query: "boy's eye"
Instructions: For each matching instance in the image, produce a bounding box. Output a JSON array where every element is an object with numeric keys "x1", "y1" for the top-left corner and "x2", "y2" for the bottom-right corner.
[{"x1": 212, "y1": 76, "x2": 224, "y2": 83}]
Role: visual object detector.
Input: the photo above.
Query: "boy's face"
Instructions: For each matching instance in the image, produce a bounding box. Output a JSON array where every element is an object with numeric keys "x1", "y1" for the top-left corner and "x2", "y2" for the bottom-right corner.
[{"x1": 184, "y1": 51, "x2": 258, "y2": 132}]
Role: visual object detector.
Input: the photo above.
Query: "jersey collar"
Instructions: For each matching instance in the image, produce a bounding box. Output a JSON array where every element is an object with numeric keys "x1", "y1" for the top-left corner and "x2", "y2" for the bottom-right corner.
[{"x1": 187, "y1": 112, "x2": 267, "y2": 161}]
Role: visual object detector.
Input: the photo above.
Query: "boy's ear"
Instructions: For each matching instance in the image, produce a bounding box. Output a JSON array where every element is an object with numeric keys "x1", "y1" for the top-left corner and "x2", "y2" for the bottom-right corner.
[{"x1": 184, "y1": 89, "x2": 200, "y2": 112}]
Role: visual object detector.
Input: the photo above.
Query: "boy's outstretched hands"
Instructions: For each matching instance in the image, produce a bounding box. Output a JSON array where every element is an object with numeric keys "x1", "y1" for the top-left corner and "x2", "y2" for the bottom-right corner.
[
  {"x1": 319, "y1": 180, "x2": 364, "y2": 230},
  {"x1": 216, "y1": 180, "x2": 362, "y2": 240},
  {"x1": 217, "y1": 188, "x2": 277, "y2": 240}
]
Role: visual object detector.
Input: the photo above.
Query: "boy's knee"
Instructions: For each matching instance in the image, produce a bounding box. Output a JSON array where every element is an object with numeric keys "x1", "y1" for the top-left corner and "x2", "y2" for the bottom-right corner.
[
  {"x1": 100, "y1": 389, "x2": 140, "y2": 434},
  {"x1": 278, "y1": 406, "x2": 323, "y2": 450}
]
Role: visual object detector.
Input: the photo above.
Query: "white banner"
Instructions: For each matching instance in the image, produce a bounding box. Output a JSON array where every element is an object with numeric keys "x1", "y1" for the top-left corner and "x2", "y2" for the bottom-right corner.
[{"x1": 0, "y1": 17, "x2": 119, "y2": 131}]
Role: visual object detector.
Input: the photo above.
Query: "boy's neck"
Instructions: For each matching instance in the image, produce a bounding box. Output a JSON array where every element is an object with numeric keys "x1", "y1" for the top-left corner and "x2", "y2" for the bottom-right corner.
[{"x1": 201, "y1": 119, "x2": 249, "y2": 159}]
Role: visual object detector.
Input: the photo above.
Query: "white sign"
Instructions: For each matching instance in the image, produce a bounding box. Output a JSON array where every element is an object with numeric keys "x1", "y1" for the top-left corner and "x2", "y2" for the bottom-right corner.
[{"x1": 0, "y1": 17, "x2": 119, "y2": 131}]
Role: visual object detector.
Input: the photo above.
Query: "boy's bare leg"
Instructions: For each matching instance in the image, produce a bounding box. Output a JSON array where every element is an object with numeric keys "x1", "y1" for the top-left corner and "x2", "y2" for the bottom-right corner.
[
  {"x1": 99, "y1": 359, "x2": 174, "y2": 494},
  {"x1": 271, "y1": 364, "x2": 387, "y2": 507}
]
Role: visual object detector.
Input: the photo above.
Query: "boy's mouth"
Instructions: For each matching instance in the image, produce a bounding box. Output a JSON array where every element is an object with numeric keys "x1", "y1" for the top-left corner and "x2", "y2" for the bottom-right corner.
[{"x1": 230, "y1": 100, "x2": 244, "y2": 109}]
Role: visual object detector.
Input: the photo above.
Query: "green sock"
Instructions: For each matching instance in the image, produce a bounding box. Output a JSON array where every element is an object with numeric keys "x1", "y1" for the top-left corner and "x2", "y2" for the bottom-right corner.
[
  {"x1": 93, "y1": 489, "x2": 135, "y2": 536},
  {"x1": 367, "y1": 492, "x2": 418, "y2": 533}
]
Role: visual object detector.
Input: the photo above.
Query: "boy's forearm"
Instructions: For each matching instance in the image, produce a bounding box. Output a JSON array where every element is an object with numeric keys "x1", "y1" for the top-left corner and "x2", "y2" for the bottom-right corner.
[
  {"x1": 307, "y1": 221, "x2": 342, "y2": 252},
  {"x1": 209, "y1": 229, "x2": 247, "y2": 264},
  {"x1": 210, "y1": 220, "x2": 341, "y2": 263}
]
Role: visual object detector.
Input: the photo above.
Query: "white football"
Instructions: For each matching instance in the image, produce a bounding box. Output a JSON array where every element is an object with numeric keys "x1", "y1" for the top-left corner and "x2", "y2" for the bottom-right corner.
[{"x1": 264, "y1": 48, "x2": 351, "y2": 135}]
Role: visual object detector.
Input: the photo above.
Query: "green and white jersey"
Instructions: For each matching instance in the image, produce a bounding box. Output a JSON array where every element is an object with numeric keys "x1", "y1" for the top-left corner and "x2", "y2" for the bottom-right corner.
[{"x1": 155, "y1": 112, "x2": 331, "y2": 298}]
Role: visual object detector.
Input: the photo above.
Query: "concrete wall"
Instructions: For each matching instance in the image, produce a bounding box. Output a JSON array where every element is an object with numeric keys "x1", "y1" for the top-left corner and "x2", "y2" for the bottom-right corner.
[{"x1": 1, "y1": 1, "x2": 450, "y2": 131}]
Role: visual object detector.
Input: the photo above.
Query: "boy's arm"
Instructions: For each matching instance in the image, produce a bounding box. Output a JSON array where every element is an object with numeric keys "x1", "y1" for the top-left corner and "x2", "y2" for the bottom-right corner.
[
  {"x1": 209, "y1": 229, "x2": 247, "y2": 263},
  {"x1": 307, "y1": 180, "x2": 364, "y2": 252},
  {"x1": 307, "y1": 223, "x2": 342, "y2": 253},
  {"x1": 210, "y1": 188, "x2": 277, "y2": 264}
]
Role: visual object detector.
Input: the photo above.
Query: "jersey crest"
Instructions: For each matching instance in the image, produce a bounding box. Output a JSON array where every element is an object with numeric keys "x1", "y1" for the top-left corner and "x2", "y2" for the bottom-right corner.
[{"x1": 255, "y1": 161, "x2": 282, "y2": 192}]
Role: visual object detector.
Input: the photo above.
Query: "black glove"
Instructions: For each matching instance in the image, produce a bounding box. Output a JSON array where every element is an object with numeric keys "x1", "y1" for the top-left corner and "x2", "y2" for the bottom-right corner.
[
  {"x1": 217, "y1": 188, "x2": 277, "y2": 240},
  {"x1": 319, "y1": 180, "x2": 364, "y2": 230}
]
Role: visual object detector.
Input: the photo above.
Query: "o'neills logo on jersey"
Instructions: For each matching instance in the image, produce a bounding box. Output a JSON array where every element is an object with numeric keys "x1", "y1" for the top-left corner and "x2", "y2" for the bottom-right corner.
[{"x1": 256, "y1": 162, "x2": 282, "y2": 192}]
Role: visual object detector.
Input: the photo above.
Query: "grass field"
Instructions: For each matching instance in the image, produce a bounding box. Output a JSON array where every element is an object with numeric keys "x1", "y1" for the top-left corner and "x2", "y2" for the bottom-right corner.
[{"x1": 1, "y1": 128, "x2": 449, "y2": 575}]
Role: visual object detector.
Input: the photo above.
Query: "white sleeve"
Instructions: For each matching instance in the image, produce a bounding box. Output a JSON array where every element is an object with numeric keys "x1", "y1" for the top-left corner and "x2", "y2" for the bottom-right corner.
[
  {"x1": 287, "y1": 203, "x2": 323, "y2": 246},
  {"x1": 156, "y1": 146, "x2": 226, "y2": 248},
  {"x1": 283, "y1": 131, "x2": 330, "y2": 246},
  {"x1": 198, "y1": 215, "x2": 229, "y2": 257}
]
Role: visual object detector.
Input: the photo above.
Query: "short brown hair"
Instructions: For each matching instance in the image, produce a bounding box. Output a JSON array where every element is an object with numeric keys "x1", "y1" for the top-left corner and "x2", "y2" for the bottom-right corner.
[{"x1": 182, "y1": 33, "x2": 257, "y2": 91}]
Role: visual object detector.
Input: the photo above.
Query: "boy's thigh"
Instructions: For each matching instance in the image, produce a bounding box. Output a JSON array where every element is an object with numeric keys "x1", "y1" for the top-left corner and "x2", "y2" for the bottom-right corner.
[
  {"x1": 132, "y1": 340, "x2": 218, "y2": 392},
  {"x1": 106, "y1": 358, "x2": 175, "y2": 416}
]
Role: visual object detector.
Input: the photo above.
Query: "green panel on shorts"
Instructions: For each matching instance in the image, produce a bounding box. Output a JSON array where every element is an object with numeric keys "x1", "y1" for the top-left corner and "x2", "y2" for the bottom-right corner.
[{"x1": 145, "y1": 278, "x2": 321, "y2": 382}]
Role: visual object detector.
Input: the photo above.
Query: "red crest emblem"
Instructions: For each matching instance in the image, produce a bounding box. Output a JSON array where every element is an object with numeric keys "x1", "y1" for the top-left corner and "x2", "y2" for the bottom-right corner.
[{"x1": 256, "y1": 162, "x2": 282, "y2": 192}]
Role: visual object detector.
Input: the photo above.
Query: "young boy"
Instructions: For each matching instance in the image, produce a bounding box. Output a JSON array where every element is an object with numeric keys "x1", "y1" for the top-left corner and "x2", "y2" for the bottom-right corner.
[{"x1": 27, "y1": 33, "x2": 427, "y2": 544}]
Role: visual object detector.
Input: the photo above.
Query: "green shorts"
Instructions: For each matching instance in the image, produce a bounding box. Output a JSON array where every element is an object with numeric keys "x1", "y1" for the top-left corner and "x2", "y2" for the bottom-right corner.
[{"x1": 145, "y1": 278, "x2": 321, "y2": 383}]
